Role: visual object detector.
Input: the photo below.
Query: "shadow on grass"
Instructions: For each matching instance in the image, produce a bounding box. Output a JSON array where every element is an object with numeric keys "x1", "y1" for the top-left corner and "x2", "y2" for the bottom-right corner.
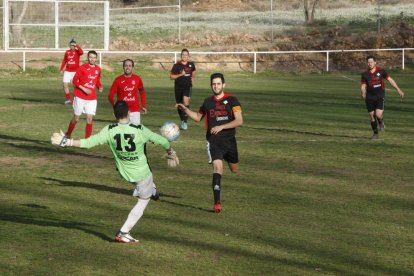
[
  {"x1": 249, "y1": 126, "x2": 363, "y2": 139},
  {"x1": 0, "y1": 213, "x2": 113, "y2": 242},
  {"x1": 159, "y1": 199, "x2": 212, "y2": 213},
  {"x1": 4, "y1": 140, "x2": 112, "y2": 160},
  {"x1": 93, "y1": 118, "x2": 115, "y2": 124},
  {"x1": 7, "y1": 97, "x2": 59, "y2": 105},
  {"x1": 142, "y1": 231, "x2": 332, "y2": 273},
  {"x1": 21, "y1": 203, "x2": 48, "y2": 209},
  {"x1": 0, "y1": 133, "x2": 47, "y2": 145},
  {"x1": 41, "y1": 177, "x2": 131, "y2": 196},
  {"x1": 42, "y1": 177, "x2": 207, "y2": 212},
  {"x1": 140, "y1": 220, "x2": 411, "y2": 275},
  {"x1": 254, "y1": 233, "x2": 412, "y2": 275}
]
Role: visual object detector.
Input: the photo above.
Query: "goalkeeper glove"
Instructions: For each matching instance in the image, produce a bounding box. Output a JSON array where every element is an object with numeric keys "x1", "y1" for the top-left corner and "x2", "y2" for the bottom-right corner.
[
  {"x1": 51, "y1": 130, "x2": 73, "y2": 147},
  {"x1": 164, "y1": 148, "x2": 179, "y2": 168}
]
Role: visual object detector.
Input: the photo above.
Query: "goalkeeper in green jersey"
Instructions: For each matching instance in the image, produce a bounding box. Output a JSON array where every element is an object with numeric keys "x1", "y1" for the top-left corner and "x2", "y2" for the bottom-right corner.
[{"x1": 51, "y1": 100, "x2": 179, "y2": 244}]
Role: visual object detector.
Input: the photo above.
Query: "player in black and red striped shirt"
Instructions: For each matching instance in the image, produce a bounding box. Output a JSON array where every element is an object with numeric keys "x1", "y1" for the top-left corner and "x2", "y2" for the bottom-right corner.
[
  {"x1": 170, "y1": 49, "x2": 196, "y2": 130},
  {"x1": 360, "y1": 56, "x2": 404, "y2": 139},
  {"x1": 177, "y1": 73, "x2": 243, "y2": 213}
]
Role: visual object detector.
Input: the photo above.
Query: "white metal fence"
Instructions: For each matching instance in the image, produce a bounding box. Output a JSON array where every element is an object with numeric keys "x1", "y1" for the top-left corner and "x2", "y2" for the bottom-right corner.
[
  {"x1": 1, "y1": 0, "x2": 413, "y2": 52},
  {"x1": 4, "y1": 0, "x2": 109, "y2": 50},
  {"x1": 1, "y1": 48, "x2": 412, "y2": 73}
]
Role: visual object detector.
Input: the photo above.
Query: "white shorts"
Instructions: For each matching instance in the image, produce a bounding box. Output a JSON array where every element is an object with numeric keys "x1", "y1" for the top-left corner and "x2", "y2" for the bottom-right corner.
[
  {"x1": 129, "y1": 112, "x2": 141, "y2": 125},
  {"x1": 73, "y1": 97, "x2": 97, "y2": 116},
  {"x1": 63, "y1": 71, "x2": 76, "y2": 83},
  {"x1": 132, "y1": 174, "x2": 156, "y2": 199}
]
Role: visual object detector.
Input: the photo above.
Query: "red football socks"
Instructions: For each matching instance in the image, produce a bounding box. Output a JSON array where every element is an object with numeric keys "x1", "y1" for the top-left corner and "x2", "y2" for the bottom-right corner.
[
  {"x1": 66, "y1": 121, "x2": 76, "y2": 138},
  {"x1": 85, "y1": 123, "x2": 93, "y2": 138}
]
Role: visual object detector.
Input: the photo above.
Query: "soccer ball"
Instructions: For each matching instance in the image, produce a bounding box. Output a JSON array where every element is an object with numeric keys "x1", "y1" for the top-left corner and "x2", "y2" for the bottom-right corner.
[{"x1": 160, "y1": 122, "x2": 180, "y2": 142}]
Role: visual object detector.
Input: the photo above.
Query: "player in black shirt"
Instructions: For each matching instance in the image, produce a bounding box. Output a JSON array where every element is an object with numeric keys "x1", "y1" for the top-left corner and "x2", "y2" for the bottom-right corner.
[
  {"x1": 170, "y1": 48, "x2": 196, "y2": 130},
  {"x1": 361, "y1": 55, "x2": 404, "y2": 139},
  {"x1": 176, "y1": 73, "x2": 243, "y2": 213}
]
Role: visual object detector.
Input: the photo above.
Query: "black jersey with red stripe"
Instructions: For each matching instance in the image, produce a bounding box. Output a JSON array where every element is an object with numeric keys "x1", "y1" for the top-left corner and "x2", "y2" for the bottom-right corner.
[
  {"x1": 171, "y1": 61, "x2": 196, "y2": 87},
  {"x1": 361, "y1": 67, "x2": 389, "y2": 99},
  {"x1": 198, "y1": 93, "x2": 241, "y2": 140}
]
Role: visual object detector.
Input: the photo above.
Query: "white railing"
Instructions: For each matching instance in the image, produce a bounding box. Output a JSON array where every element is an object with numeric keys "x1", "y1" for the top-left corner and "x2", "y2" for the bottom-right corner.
[
  {"x1": 4, "y1": 0, "x2": 109, "y2": 50},
  {"x1": 3, "y1": 0, "x2": 181, "y2": 50},
  {"x1": 1, "y1": 48, "x2": 412, "y2": 73}
]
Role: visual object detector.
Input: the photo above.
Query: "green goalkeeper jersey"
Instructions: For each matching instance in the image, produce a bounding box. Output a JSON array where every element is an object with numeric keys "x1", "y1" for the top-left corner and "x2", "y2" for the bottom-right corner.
[{"x1": 80, "y1": 123, "x2": 170, "y2": 182}]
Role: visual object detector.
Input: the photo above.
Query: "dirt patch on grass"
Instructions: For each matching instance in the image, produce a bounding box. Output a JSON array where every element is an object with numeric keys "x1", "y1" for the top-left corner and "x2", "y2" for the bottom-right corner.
[{"x1": 0, "y1": 156, "x2": 55, "y2": 167}]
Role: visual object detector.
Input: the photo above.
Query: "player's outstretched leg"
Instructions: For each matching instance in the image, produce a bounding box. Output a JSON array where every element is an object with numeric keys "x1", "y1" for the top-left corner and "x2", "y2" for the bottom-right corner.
[
  {"x1": 116, "y1": 198, "x2": 150, "y2": 243},
  {"x1": 212, "y1": 173, "x2": 222, "y2": 213}
]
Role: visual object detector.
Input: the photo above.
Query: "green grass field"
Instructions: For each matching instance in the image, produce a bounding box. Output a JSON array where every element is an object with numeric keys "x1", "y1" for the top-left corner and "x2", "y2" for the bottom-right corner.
[{"x1": 0, "y1": 69, "x2": 413, "y2": 275}]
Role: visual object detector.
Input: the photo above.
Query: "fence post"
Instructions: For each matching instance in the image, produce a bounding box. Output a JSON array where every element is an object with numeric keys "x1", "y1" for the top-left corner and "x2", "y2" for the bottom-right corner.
[
  {"x1": 23, "y1": 51, "x2": 26, "y2": 71},
  {"x1": 254, "y1": 52, "x2": 257, "y2": 74},
  {"x1": 55, "y1": 1, "x2": 59, "y2": 49},
  {"x1": 178, "y1": 0, "x2": 181, "y2": 43},
  {"x1": 326, "y1": 51, "x2": 329, "y2": 72},
  {"x1": 104, "y1": 1, "x2": 110, "y2": 50},
  {"x1": 4, "y1": 0, "x2": 9, "y2": 50},
  {"x1": 270, "y1": 0, "x2": 273, "y2": 43},
  {"x1": 402, "y1": 49, "x2": 405, "y2": 70}
]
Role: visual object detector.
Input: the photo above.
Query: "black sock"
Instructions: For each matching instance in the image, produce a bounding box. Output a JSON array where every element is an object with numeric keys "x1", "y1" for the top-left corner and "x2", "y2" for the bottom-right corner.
[
  {"x1": 371, "y1": 120, "x2": 378, "y2": 134},
  {"x1": 177, "y1": 108, "x2": 184, "y2": 121},
  {"x1": 183, "y1": 106, "x2": 189, "y2": 122},
  {"x1": 212, "y1": 173, "x2": 221, "y2": 203},
  {"x1": 377, "y1": 118, "x2": 383, "y2": 125}
]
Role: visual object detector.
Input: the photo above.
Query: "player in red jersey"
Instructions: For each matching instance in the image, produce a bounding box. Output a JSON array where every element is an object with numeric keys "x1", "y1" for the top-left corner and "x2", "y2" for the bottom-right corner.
[
  {"x1": 361, "y1": 55, "x2": 404, "y2": 139},
  {"x1": 108, "y1": 59, "x2": 147, "y2": 125},
  {"x1": 170, "y1": 48, "x2": 196, "y2": 130},
  {"x1": 177, "y1": 73, "x2": 243, "y2": 213},
  {"x1": 64, "y1": 50, "x2": 103, "y2": 139},
  {"x1": 60, "y1": 39, "x2": 84, "y2": 105}
]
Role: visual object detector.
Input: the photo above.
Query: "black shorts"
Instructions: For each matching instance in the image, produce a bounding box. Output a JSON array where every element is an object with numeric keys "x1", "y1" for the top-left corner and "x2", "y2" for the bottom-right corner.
[
  {"x1": 365, "y1": 97, "x2": 384, "y2": 113},
  {"x1": 207, "y1": 136, "x2": 239, "y2": 164},
  {"x1": 175, "y1": 86, "x2": 192, "y2": 103}
]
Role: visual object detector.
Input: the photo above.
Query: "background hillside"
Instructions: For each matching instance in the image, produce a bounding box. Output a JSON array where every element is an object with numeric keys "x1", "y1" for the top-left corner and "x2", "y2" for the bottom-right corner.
[
  {"x1": 109, "y1": 0, "x2": 414, "y2": 51},
  {"x1": 2, "y1": 0, "x2": 414, "y2": 72},
  {"x1": 106, "y1": 0, "x2": 414, "y2": 71}
]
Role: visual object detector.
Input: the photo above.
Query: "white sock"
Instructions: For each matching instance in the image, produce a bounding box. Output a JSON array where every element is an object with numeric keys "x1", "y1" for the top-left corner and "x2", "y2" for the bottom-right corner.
[{"x1": 120, "y1": 198, "x2": 150, "y2": 233}]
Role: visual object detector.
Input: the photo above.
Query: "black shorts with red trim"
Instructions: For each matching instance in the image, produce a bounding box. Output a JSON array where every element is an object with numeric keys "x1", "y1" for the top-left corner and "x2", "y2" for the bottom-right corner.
[
  {"x1": 207, "y1": 135, "x2": 239, "y2": 164},
  {"x1": 365, "y1": 97, "x2": 384, "y2": 113},
  {"x1": 174, "y1": 85, "x2": 192, "y2": 103}
]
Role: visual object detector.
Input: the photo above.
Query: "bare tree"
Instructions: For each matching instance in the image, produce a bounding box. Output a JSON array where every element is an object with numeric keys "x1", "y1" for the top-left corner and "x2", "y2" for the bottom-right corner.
[
  {"x1": 304, "y1": 0, "x2": 320, "y2": 24},
  {"x1": 11, "y1": 2, "x2": 29, "y2": 46}
]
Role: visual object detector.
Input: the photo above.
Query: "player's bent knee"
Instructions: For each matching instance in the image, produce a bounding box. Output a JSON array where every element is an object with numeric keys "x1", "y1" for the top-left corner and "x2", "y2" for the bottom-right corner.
[{"x1": 229, "y1": 163, "x2": 239, "y2": 173}]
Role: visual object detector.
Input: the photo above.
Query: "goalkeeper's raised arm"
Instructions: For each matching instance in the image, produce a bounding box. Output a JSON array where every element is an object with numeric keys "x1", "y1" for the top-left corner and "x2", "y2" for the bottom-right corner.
[{"x1": 51, "y1": 101, "x2": 178, "y2": 169}]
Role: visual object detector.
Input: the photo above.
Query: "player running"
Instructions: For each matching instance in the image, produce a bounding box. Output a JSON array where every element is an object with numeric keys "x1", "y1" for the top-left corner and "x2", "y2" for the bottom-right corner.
[
  {"x1": 60, "y1": 39, "x2": 84, "y2": 105},
  {"x1": 64, "y1": 50, "x2": 103, "y2": 139},
  {"x1": 51, "y1": 100, "x2": 179, "y2": 243},
  {"x1": 361, "y1": 55, "x2": 404, "y2": 139},
  {"x1": 170, "y1": 48, "x2": 196, "y2": 130},
  {"x1": 176, "y1": 73, "x2": 243, "y2": 213},
  {"x1": 108, "y1": 59, "x2": 147, "y2": 125}
]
